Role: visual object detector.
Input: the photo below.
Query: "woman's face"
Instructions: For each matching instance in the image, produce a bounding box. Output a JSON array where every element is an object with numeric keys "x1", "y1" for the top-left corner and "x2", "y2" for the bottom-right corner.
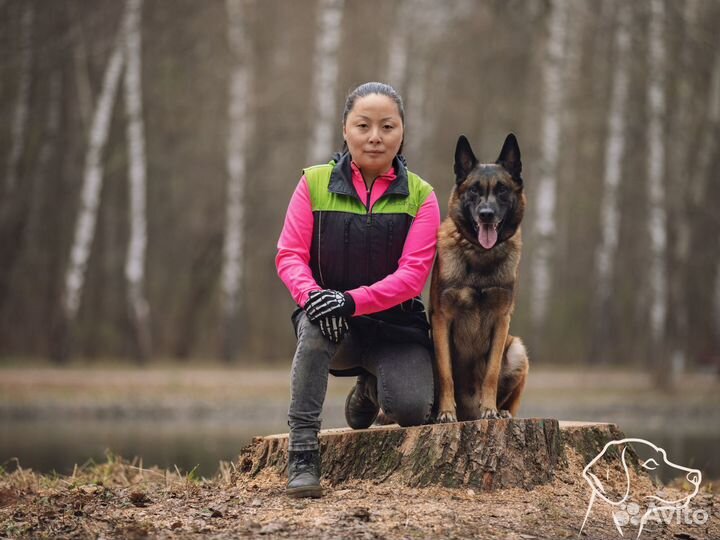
[{"x1": 343, "y1": 94, "x2": 404, "y2": 176}]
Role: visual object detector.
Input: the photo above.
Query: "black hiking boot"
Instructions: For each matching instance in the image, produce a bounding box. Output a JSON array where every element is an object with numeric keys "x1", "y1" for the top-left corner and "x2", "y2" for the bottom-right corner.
[
  {"x1": 286, "y1": 449, "x2": 322, "y2": 498},
  {"x1": 344, "y1": 373, "x2": 379, "y2": 429}
]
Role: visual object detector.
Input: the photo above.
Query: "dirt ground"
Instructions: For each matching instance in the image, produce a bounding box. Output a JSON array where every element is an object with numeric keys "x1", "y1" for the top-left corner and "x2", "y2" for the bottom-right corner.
[
  {"x1": 1, "y1": 444, "x2": 718, "y2": 540},
  {"x1": 1, "y1": 366, "x2": 719, "y2": 538}
]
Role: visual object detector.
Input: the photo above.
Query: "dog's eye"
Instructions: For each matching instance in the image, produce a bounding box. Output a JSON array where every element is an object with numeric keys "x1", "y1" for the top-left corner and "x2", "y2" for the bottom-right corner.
[
  {"x1": 495, "y1": 185, "x2": 509, "y2": 197},
  {"x1": 641, "y1": 458, "x2": 659, "y2": 470}
]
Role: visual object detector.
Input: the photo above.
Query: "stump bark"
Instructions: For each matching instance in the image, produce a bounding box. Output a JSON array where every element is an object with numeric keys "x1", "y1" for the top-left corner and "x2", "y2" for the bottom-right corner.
[{"x1": 238, "y1": 419, "x2": 624, "y2": 491}]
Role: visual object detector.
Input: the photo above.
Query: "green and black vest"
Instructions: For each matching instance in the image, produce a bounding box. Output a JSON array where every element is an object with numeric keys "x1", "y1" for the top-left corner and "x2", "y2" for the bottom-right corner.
[{"x1": 303, "y1": 152, "x2": 434, "y2": 346}]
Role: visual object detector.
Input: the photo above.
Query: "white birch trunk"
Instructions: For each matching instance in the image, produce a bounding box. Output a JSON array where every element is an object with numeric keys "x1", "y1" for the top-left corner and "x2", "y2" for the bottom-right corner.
[
  {"x1": 669, "y1": 0, "x2": 699, "y2": 374},
  {"x1": 403, "y1": 4, "x2": 428, "y2": 164},
  {"x1": 123, "y1": 0, "x2": 151, "y2": 361},
  {"x1": 63, "y1": 10, "x2": 127, "y2": 321},
  {"x1": 530, "y1": 0, "x2": 570, "y2": 328},
  {"x1": 700, "y1": 53, "x2": 720, "y2": 342},
  {"x1": 39, "y1": 73, "x2": 62, "y2": 175},
  {"x1": 222, "y1": 0, "x2": 252, "y2": 360},
  {"x1": 674, "y1": 0, "x2": 699, "y2": 250},
  {"x1": 715, "y1": 245, "x2": 720, "y2": 348},
  {"x1": 690, "y1": 44, "x2": 720, "y2": 209},
  {"x1": 593, "y1": 2, "x2": 631, "y2": 324},
  {"x1": 646, "y1": 0, "x2": 668, "y2": 347},
  {"x1": 404, "y1": 56, "x2": 427, "y2": 162},
  {"x1": 27, "y1": 72, "x2": 62, "y2": 234},
  {"x1": 4, "y1": 3, "x2": 33, "y2": 193},
  {"x1": 307, "y1": 0, "x2": 344, "y2": 165},
  {"x1": 555, "y1": 2, "x2": 585, "y2": 272},
  {"x1": 384, "y1": 0, "x2": 409, "y2": 94},
  {"x1": 402, "y1": 0, "x2": 458, "y2": 165},
  {"x1": 72, "y1": 14, "x2": 94, "y2": 130}
]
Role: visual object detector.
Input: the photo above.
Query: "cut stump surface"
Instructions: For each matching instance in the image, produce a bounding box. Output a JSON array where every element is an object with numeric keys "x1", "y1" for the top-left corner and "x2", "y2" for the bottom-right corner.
[{"x1": 238, "y1": 419, "x2": 625, "y2": 491}]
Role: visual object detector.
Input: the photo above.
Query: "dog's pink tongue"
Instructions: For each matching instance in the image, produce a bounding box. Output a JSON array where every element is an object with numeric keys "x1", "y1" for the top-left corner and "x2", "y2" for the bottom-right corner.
[{"x1": 479, "y1": 224, "x2": 498, "y2": 249}]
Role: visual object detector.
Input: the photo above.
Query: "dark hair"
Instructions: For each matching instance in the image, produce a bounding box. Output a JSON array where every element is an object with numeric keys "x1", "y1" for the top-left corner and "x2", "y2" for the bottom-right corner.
[
  {"x1": 340, "y1": 82, "x2": 406, "y2": 161},
  {"x1": 342, "y1": 82, "x2": 405, "y2": 125}
]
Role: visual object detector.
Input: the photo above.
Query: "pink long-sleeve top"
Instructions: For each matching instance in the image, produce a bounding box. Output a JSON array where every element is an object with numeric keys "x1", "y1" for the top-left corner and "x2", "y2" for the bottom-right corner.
[{"x1": 276, "y1": 161, "x2": 441, "y2": 316}]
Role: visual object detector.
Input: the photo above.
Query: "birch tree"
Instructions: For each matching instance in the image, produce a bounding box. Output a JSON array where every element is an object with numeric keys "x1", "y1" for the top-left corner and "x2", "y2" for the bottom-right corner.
[
  {"x1": 307, "y1": 0, "x2": 344, "y2": 165},
  {"x1": 669, "y1": 0, "x2": 700, "y2": 372},
  {"x1": 591, "y1": 1, "x2": 631, "y2": 362},
  {"x1": 696, "y1": 51, "x2": 720, "y2": 345},
  {"x1": 221, "y1": 0, "x2": 252, "y2": 361},
  {"x1": 61, "y1": 6, "x2": 128, "y2": 353},
  {"x1": 5, "y1": 73, "x2": 63, "y2": 336},
  {"x1": 3, "y1": 3, "x2": 33, "y2": 194},
  {"x1": 553, "y1": 2, "x2": 586, "y2": 288},
  {"x1": 404, "y1": 57, "x2": 428, "y2": 163},
  {"x1": 123, "y1": 0, "x2": 151, "y2": 362},
  {"x1": 0, "y1": 3, "x2": 33, "y2": 311},
  {"x1": 646, "y1": 0, "x2": 668, "y2": 377},
  {"x1": 529, "y1": 0, "x2": 570, "y2": 331},
  {"x1": 26, "y1": 73, "x2": 62, "y2": 247},
  {"x1": 689, "y1": 45, "x2": 720, "y2": 216},
  {"x1": 402, "y1": 0, "x2": 463, "y2": 165},
  {"x1": 71, "y1": 3, "x2": 94, "y2": 130},
  {"x1": 384, "y1": 0, "x2": 410, "y2": 95}
]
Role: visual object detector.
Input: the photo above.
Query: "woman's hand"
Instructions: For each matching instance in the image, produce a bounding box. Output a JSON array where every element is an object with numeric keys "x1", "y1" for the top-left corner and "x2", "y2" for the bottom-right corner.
[
  {"x1": 304, "y1": 290, "x2": 355, "y2": 321},
  {"x1": 317, "y1": 314, "x2": 349, "y2": 343}
]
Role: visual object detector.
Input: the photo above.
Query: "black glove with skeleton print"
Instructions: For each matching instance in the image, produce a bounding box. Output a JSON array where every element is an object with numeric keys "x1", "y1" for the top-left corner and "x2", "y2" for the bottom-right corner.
[
  {"x1": 304, "y1": 289, "x2": 355, "y2": 321},
  {"x1": 317, "y1": 314, "x2": 350, "y2": 344}
]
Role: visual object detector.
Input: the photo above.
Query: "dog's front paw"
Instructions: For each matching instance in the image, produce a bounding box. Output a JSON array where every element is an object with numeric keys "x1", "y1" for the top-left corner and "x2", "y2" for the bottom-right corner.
[
  {"x1": 498, "y1": 409, "x2": 512, "y2": 419},
  {"x1": 478, "y1": 406, "x2": 500, "y2": 419},
  {"x1": 436, "y1": 410, "x2": 458, "y2": 423}
]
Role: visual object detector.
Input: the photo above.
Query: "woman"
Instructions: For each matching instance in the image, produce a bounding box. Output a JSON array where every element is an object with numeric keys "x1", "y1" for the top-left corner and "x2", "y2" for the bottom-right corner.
[{"x1": 276, "y1": 82, "x2": 441, "y2": 498}]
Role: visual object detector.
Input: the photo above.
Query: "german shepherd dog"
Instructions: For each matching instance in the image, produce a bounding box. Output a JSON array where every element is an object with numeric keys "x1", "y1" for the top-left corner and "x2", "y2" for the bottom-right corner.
[{"x1": 430, "y1": 134, "x2": 529, "y2": 422}]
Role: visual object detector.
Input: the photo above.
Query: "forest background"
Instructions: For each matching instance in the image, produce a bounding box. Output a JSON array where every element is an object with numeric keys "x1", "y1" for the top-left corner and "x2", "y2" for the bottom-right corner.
[{"x1": 1, "y1": 0, "x2": 719, "y2": 378}]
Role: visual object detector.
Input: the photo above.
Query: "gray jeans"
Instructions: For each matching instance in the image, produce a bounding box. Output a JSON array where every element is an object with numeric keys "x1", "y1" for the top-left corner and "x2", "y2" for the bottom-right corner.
[{"x1": 288, "y1": 311, "x2": 434, "y2": 451}]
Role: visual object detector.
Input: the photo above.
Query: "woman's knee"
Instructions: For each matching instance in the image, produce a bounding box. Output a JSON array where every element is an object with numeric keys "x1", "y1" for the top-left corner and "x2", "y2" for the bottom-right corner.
[
  {"x1": 290, "y1": 313, "x2": 337, "y2": 378},
  {"x1": 375, "y1": 343, "x2": 434, "y2": 427},
  {"x1": 390, "y1": 396, "x2": 432, "y2": 427},
  {"x1": 296, "y1": 311, "x2": 330, "y2": 350}
]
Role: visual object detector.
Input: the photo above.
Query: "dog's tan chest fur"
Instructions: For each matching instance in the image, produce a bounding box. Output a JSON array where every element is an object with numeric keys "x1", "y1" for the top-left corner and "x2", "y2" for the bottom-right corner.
[{"x1": 436, "y1": 218, "x2": 522, "y2": 304}]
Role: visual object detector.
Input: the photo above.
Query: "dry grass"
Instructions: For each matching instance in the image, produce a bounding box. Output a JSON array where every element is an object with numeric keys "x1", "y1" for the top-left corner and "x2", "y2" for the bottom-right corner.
[{"x1": 1, "y1": 448, "x2": 718, "y2": 539}]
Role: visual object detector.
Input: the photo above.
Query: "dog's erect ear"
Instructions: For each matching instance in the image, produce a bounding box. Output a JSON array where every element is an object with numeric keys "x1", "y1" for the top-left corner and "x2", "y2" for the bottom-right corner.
[
  {"x1": 496, "y1": 133, "x2": 522, "y2": 184},
  {"x1": 454, "y1": 135, "x2": 478, "y2": 184}
]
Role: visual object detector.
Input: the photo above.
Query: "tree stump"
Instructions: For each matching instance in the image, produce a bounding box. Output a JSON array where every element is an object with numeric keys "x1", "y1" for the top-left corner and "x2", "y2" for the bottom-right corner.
[{"x1": 238, "y1": 419, "x2": 624, "y2": 491}]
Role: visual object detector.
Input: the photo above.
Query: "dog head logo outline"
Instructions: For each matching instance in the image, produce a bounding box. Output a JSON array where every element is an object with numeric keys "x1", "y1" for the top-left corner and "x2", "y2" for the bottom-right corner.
[{"x1": 579, "y1": 438, "x2": 701, "y2": 539}]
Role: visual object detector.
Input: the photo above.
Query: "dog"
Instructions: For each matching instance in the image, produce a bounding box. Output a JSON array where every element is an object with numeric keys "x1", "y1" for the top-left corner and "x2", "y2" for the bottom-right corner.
[
  {"x1": 430, "y1": 133, "x2": 529, "y2": 422},
  {"x1": 580, "y1": 438, "x2": 702, "y2": 538}
]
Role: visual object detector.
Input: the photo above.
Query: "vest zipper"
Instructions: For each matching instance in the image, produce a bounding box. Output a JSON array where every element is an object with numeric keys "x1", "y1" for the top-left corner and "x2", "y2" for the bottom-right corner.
[
  {"x1": 386, "y1": 220, "x2": 394, "y2": 271},
  {"x1": 343, "y1": 218, "x2": 351, "y2": 286},
  {"x1": 366, "y1": 186, "x2": 373, "y2": 224},
  {"x1": 365, "y1": 181, "x2": 374, "y2": 283},
  {"x1": 317, "y1": 212, "x2": 325, "y2": 287}
]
